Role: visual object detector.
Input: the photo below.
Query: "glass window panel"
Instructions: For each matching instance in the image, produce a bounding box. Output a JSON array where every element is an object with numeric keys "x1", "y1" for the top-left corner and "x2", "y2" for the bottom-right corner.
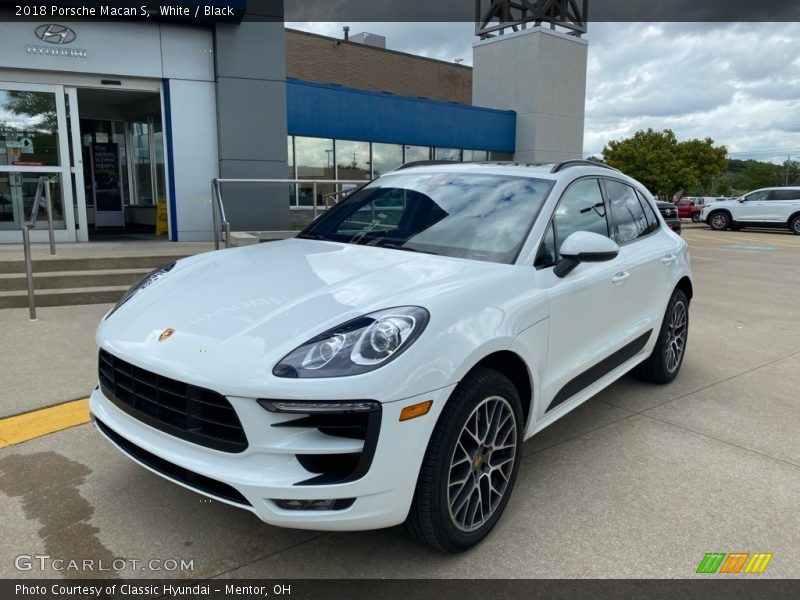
[
  {"x1": 131, "y1": 121, "x2": 153, "y2": 206},
  {"x1": 287, "y1": 136, "x2": 296, "y2": 206},
  {"x1": 0, "y1": 172, "x2": 65, "y2": 230},
  {"x1": 403, "y1": 145, "x2": 430, "y2": 163},
  {"x1": 295, "y1": 136, "x2": 334, "y2": 207},
  {"x1": 605, "y1": 179, "x2": 648, "y2": 244},
  {"x1": 434, "y1": 147, "x2": 462, "y2": 161},
  {"x1": 371, "y1": 143, "x2": 403, "y2": 177},
  {"x1": 0, "y1": 89, "x2": 61, "y2": 167},
  {"x1": 336, "y1": 140, "x2": 370, "y2": 181},
  {"x1": 151, "y1": 117, "x2": 165, "y2": 205},
  {"x1": 554, "y1": 178, "x2": 609, "y2": 256},
  {"x1": 463, "y1": 149, "x2": 489, "y2": 162},
  {"x1": 302, "y1": 173, "x2": 552, "y2": 264}
]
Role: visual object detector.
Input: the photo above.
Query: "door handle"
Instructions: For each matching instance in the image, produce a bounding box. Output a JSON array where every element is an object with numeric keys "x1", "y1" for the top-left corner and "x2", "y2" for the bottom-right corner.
[
  {"x1": 661, "y1": 254, "x2": 677, "y2": 265},
  {"x1": 611, "y1": 271, "x2": 630, "y2": 284}
]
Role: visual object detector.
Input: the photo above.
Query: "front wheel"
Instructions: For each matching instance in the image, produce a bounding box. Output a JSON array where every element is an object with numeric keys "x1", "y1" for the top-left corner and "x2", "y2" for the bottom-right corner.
[
  {"x1": 405, "y1": 367, "x2": 523, "y2": 552},
  {"x1": 708, "y1": 211, "x2": 730, "y2": 230},
  {"x1": 633, "y1": 288, "x2": 689, "y2": 384}
]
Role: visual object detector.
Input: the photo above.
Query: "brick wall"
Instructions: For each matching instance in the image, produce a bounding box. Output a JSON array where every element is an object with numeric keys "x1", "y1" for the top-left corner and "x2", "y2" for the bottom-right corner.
[{"x1": 285, "y1": 29, "x2": 473, "y2": 104}]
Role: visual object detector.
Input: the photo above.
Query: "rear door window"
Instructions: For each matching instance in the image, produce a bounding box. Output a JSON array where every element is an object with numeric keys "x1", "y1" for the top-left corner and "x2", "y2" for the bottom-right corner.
[{"x1": 604, "y1": 179, "x2": 650, "y2": 244}]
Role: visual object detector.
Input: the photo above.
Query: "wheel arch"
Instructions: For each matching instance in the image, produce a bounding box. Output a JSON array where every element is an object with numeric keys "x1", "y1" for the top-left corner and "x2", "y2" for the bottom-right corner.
[
  {"x1": 706, "y1": 207, "x2": 732, "y2": 224},
  {"x1": 787, "y1": 211, "x2": 800, "y2": 226},
  {"x1": 464, "y1": 351, "x2": 533, "y2": 430},
  {"x1": 675, "y1": 276, "x2": 693, "y2": 302}
]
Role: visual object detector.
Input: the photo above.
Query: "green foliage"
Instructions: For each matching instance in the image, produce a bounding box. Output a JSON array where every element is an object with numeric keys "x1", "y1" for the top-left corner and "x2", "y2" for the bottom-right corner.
[
  {"x1": 736, "y1": 160, "x2": 779, "y2": 191},
  {"x1": 602, "y1": 128, "x2": 727, "y2": 198}
]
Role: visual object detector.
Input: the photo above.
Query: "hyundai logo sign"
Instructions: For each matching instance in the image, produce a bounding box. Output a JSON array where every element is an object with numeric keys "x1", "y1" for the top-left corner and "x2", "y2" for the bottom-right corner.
[{"x1": 34, "y1": 24, "x2": 77, "y2": 45}]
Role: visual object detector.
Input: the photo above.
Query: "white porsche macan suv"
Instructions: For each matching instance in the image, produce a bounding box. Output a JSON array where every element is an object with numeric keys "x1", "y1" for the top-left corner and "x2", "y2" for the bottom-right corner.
[{"x1": 91, "y1": 160, "x2": 693, "y2": 552}]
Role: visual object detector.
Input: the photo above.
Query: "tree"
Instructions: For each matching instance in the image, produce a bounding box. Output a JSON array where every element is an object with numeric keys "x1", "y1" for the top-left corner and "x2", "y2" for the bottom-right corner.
[
  {"x1": 602, "y1": 129, "x2": 728, "y2": 200},
  {"x1": 736, "y1": 160, "x2": 778, "y2": 191}
]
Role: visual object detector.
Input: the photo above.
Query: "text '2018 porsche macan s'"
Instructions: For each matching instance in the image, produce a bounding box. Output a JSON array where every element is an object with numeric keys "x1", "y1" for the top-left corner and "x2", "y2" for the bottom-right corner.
[{"x1": 91, "y1": 160, "x2": 693, "y2": 552}]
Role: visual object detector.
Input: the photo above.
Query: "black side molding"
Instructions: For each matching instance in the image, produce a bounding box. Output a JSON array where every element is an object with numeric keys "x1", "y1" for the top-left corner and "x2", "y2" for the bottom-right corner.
[{"x1": 546, "y1": 329, "x2": 653, "y2": 412}]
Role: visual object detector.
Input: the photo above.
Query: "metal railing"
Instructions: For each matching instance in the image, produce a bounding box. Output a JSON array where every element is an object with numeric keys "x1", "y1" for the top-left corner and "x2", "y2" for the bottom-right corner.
[
  {"x1": 22, "y1": 176, "x2": 56, "y2": 321},
  {"x1": 210, "y1": 178, "x2": 366, "y2": 250}
]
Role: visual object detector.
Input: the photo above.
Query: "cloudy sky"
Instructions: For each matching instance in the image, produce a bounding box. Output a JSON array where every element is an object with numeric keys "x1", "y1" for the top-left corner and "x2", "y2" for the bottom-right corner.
[{"x1": 287, "y1": 22, "x2": 800, "y2": 164}]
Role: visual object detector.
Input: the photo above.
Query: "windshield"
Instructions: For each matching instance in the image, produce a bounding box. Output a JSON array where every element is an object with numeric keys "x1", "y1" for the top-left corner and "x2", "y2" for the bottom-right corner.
[{"x1": 297, "y1": 172, "x2": 553, "y2": 264}]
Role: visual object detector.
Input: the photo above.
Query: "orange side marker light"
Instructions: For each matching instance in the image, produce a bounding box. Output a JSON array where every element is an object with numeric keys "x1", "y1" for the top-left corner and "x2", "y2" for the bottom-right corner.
[{"x1": 399, "y1": 400, "x2": 433, "y2": 422}]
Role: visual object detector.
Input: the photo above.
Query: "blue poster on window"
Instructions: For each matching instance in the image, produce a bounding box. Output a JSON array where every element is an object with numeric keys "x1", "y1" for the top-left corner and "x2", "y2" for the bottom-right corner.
[{"x1": 92, "y1": 142, "x2": 124, "y2": 227}]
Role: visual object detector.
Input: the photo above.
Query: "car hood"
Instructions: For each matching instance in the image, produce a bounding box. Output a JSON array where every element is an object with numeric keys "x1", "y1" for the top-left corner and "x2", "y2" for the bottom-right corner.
[{"x1": 97, "y1": 238, "x2": 513, "y2": 385}]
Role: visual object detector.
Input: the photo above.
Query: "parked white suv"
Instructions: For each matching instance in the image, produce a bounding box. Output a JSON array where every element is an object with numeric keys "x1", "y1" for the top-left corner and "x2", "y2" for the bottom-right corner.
[
  {"x1": 91, "y1": 160, "x2": 692, "y2": 552},
  {"x1": 701, "y1": 187, "x2": 800, "y2": 234}
]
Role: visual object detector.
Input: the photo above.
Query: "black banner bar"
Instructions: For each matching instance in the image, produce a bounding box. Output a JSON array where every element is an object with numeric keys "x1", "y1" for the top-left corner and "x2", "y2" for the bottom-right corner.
[
  {"x1": 1, "y1": 0, "x2": 800, "y2": 23},
  {"x1": 2, "y1": 579, "x2": 800, "y2": 600}
]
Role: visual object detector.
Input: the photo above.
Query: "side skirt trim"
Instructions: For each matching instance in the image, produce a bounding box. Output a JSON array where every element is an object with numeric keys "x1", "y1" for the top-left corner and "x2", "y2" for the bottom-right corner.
[{"x1": 546, "y1": 329, "x2": 653, "y2": 413}]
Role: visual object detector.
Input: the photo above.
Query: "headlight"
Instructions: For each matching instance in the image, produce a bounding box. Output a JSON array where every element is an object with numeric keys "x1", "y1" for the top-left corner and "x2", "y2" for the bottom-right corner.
[
  {"x1": 273, "y1": 306, "x2": 429, "y2": 378},
  {"x1": 104, "y1": 262, "x2": 176, "y2": 320}
]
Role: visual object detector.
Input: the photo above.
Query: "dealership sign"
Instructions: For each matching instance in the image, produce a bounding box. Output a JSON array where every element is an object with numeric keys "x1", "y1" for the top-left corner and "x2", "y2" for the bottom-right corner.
[{"x1": 27, "y1": 24, "x2": 87, "y2": 58}]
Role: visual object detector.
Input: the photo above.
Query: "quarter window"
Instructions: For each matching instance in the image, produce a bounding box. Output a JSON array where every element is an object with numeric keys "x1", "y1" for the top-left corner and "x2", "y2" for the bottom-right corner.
[
  {"x1": 636, "y1": 190, "x2": 660, "y2": 234},
  {"x1": 767, "y1": 189, "x2": 800, "y2": 201},
  {"x1": 605, "y1": 179, "x2": 649, "y2": 244}
]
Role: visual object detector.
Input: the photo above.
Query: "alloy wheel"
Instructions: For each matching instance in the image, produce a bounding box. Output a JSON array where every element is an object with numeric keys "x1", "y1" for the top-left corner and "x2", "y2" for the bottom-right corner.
[
  {"x1": 710, "y1": 214, "x2": 727, "y2": 229},
  {"x1": 447, "y1": 396, "x2": 517, "y2": 533},
  {"x1": 665, "y1": 300, "x2": 687, "y2": 373}
]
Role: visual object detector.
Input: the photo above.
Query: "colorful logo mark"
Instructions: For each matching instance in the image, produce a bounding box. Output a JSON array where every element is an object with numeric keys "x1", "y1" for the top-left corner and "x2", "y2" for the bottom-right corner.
[{"x1": 696, "y1": 552, "x2": 773, "y2": 574}]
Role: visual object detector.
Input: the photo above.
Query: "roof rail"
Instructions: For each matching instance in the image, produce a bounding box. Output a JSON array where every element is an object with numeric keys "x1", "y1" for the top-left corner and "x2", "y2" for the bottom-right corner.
[
  {"x1": 550, "y1": 159, "x2": 620, "y2": 174},
  {"x1": 393, "y1": 160, "x2": 459, "y2": 171}
]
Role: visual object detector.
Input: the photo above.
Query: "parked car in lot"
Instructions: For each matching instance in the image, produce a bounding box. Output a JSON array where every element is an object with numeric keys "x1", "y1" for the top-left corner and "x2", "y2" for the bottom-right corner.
[
  {"x1": 701, "y1": 187, "x2": 800, "y2": 234},
  {"x1": 91, "y1": 160, "x2": 693, "y2": 552},
  {"x1": 656, "y1": 201, "x2": 682, "y2": 233},
  {"x1": 676, "y1": 197, "x2": 704, "y2": 222}
]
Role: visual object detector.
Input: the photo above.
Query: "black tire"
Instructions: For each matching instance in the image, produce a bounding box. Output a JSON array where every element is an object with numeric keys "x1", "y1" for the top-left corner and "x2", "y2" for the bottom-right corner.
[
  {"x1": 790, "y1": 215, "x2": 800, "y2": 235},
  {"x1": 633, "y1": 288, "x2": 689, "y2": 384},
  {"x1": 691, "y1": 213, "x2": 700, "y2": 223},
  {"x1": 405, "y1": 367, "x2": 523, "y2": 552},
  {"x1": 708, "y1": 211, "x2": 730, "y2": 231}
]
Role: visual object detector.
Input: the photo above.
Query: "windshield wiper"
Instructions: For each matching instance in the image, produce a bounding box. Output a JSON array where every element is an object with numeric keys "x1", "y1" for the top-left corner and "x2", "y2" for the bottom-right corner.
[
  {"x1": 380, "y1": 242, "x2": 439, "y2": 256},
  {"x1": 296, "y1": 232, "x2": 326, "y2": 240}
]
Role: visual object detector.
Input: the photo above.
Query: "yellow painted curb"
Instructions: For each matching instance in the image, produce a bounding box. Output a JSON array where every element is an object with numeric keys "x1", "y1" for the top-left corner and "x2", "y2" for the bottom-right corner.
[{"x1": 0, "y1": 398, "x2": 90, "y2": 449}]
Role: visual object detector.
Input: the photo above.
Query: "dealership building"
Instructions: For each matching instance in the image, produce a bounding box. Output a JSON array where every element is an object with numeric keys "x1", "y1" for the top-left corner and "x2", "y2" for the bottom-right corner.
[{"x1": 0, "y1": 5, "x2": 587, "y2": 243}]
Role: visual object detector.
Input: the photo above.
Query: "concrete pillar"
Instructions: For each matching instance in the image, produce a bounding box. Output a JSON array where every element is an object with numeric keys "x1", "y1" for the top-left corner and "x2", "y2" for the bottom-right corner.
[
  {"x1": 472, "y1": 27, "x2": 587, "y2": 163},
  {"x1": 214, "y1": 17, "x2": 290, "y2": 231}
]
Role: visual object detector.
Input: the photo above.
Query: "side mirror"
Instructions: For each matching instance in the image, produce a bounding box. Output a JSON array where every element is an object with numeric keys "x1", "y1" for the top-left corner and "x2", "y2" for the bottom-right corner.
[{"x1": 554, "y1": 231, "x2": 620, "y2": 278}]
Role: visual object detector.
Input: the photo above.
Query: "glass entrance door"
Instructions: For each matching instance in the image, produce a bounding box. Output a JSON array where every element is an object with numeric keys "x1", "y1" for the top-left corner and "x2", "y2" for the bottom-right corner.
[{"x1": 0, "y1": 81, "x2": 75, "y2": 242}]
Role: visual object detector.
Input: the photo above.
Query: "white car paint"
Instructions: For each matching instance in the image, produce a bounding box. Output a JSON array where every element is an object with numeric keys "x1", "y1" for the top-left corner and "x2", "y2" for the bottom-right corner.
[{"x1": 91, "y1": 162, "x2": 692, "y2": 532}]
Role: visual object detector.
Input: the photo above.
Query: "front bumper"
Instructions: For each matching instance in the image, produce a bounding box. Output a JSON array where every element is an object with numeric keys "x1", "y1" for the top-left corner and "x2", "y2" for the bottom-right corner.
[{"x1": 89, "y1": 382, "x2": 454, "y2": 531}]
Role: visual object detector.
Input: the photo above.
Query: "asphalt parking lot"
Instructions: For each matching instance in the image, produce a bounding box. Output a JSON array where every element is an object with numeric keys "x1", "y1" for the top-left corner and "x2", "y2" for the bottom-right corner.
[{"x1": 1, "y1": 225, "x2": 798, "y2": 579}]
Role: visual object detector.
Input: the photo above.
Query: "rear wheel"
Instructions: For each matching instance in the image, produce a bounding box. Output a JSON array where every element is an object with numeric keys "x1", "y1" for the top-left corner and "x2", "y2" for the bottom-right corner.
[
  {"x1": 405, "y1": 367, "x2": 523, "y2": 552},
  {"x1": 691, "y1": 212, "x2": 701, "y2": 223},
  {"x1": 791, "y1": 215, "x2": 800, "y2": 235},
  {"x1": 633, "y1": 288, "x2": 689, "y2": 384},
  {"x1": 708, "y1": 211, "x2": 730, "y2": 231}
]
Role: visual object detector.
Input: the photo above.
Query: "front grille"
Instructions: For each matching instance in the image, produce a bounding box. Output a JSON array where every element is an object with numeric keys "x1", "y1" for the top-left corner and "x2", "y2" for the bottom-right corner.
[
  {"x1": 94, "y1": 417, "x2": 251, "y2": 507},
  {"x1": 98, "y1": 349, "x2": 248, "y2": 453}
]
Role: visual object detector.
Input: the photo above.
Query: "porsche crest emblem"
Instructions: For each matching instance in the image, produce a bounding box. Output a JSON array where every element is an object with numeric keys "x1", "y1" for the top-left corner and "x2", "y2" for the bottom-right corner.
[{"x1": 158, "y1": 328, "x2": 176, "y2": 342}]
